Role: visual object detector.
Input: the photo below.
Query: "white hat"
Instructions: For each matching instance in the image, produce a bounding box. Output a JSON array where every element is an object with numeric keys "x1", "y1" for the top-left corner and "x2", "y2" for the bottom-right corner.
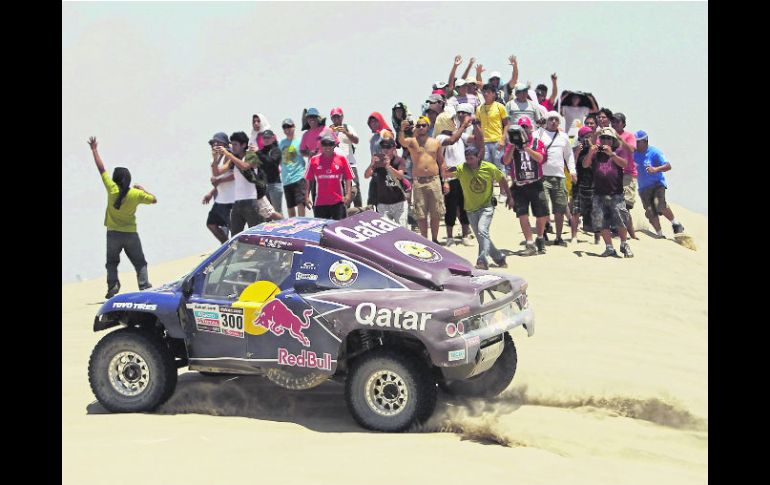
[{"x1": 488, "y1": 71, "x2": 502, "y2": 80}]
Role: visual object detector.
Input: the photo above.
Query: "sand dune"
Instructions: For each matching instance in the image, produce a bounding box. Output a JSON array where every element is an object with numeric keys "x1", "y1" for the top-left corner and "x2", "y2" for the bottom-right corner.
[{"x1": 62, "y1": 203, "x2": 707, "y2": 485}]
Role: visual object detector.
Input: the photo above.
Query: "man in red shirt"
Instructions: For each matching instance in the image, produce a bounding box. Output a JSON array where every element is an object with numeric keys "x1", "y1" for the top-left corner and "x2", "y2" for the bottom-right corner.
[{"x1": 304, "y1": 133, "x2": 353, "y2": 220}]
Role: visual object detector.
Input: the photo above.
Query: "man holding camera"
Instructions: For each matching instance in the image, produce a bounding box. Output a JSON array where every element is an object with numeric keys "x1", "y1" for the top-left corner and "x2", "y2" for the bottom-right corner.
[
  {"x1": 534, "y1": 111, "x2": 577, "y2": 246},
  {"x1": 364, "y1": 132, "x2": 408, "y2": 227},
  {"x1": 399, "y1": 116, "x2": 448, "y2": 244},
  {"x1": 582, "y1": 127, "x2": 634, "y2": 258},
  {"x1": 502, "y1": 117, "x2": 548, "y2": 255},
  {"x1": 202, "y1": 131, "x2": 235, "y2": 244}
]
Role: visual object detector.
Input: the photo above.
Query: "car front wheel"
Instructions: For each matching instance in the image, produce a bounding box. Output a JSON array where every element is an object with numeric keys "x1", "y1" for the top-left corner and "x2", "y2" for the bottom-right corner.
[
  {"x1": 345, "y1": 348, "x2": 436, "y2": 432},
  {"x1": 88, "y1": 327, "x2": 177, "y2": 412}
]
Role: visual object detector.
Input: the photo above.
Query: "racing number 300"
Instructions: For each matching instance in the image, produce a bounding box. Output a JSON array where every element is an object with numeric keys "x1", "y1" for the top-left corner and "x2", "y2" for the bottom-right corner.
[{"x1": 221, "y1": 313, "x2": 243, "y2": 330}]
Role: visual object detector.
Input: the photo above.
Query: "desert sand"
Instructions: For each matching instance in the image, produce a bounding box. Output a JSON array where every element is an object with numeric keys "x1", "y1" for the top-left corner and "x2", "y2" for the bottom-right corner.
[{"x1": 62, "y1": 202, "x2": 707, "y2": 485}]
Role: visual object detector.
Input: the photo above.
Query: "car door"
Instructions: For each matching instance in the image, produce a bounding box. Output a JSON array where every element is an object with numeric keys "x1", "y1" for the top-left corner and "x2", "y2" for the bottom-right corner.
[{"x1": 183, "y1": 239, "x2": 293, "y2": 371}]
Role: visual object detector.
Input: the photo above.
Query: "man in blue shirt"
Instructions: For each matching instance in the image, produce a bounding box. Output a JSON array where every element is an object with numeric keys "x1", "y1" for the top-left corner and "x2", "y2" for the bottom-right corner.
[{"x1": 633, "y1": 130, "x2": 685, "y2": 237}]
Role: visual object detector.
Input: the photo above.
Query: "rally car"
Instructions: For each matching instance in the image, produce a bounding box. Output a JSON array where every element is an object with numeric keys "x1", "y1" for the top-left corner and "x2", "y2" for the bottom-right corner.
[{"x1": 88, "y1": 211, "x2": 534, "y2": 432}]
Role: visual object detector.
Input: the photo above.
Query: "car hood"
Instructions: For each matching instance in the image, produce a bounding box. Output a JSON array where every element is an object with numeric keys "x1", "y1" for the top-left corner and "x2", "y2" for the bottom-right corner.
[{"x1": 321, "y1": 211, "x2": 473, "y2": 288}]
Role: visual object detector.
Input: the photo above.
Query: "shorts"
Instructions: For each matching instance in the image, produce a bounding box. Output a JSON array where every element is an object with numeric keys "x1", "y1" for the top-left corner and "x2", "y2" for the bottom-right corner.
[
  {"x1": 206, "y1": 202, "x2": 233, "y2": 227},
  {"x1": 283, "y1": 179, "x2": 307, "y2": 209},
  {"x1": 511, "y1": 180, "x2": 549, "y2": 218},
  {"x1": 256, "y1": 196, "x2": 275, "y2": 219},
  {"x1": 572, "y1": 186, "x2": 593, "y2": 215},
  {"x1": 313, "y1": 202, "x2": 347, "y2": 221},
  {"x1": 412, "y1": 175, "x2": 446, "y2": 220},
  {"x1": 639, "y1": 183, "x2": 668, "y2": 218},
  {"x1": 622, "y1": 174, "x2": 637, "y2": 209},
  {"x1": 542, "y1": 175, "x2": 568, "y2": 214},
  {"x1": 591, "y1": 194, "x2": 630, "y2": 231}
]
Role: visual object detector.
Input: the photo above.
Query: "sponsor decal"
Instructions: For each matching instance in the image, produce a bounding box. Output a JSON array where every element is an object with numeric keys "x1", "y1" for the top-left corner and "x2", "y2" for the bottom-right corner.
[
  {"x1": 260, "y1": 219, "x2": 325, "y2": 235},
  {"x1": 219, "y1": 307, "x2": 244, "y2": 338},
  {"x1": 277, "y1": 348, "x2": 332, "y2": 371},
  {"x1": 300, "y1": 261, "x2": 317, "y2": 271},
  {"x1": 261, "y1": 238, "x2": 292, "y2": 249},
  {"x1": 253, "y1": 300, "x2": 313, "y2": 347},
  {"x1": 453, "y1": 306, "x2": 471, "y2": 317},
  {"x1": 448, "y1": 349, "x2": 466, "y2": 362},
  {"x1": 470, "y1": 275, "x2": 503, "y2": 285},
  {"x1": 394, "y1": 240, "x2": 442, "y2": 263},
  {"x1": 333, "y1": 217, "x2": 400, "y2": 243},
  {"x1": 189, "y1": 303, "x2": 221, "y2": 334},
  {"x1": 295, "y1": 272, "x2": 319, "y2": 281},
  {"x1": 329, "y1": 259, "x2": 359, "y2": 287},
  {"x1": 355, "y1": 302, "x2": 431, "y2": 331},
  {"x1": 111, "y1": 302, "x2": 158, "y2": 311}
]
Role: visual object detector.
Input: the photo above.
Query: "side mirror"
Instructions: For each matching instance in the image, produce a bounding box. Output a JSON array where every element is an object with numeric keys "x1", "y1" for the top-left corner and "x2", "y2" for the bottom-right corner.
[{"x1": 182, "y1": 276, "x2": 194, "y2": 297}]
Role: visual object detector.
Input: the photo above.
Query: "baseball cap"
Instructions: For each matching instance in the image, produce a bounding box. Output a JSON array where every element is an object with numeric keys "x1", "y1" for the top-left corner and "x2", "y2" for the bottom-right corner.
[
  {"x1": 456, "y1": 103, "x2": 474, "y2": 114},
  {"x1": 209, "y1": 132, "x2": 229, "y2": 145},
  {"x1": 465, "y1": 77, "x2": 478, "y2": 86},
  {"x1": 517, "y1": 116, "x2": 533, "y2": 128},
  {"x1": 426, "y1": 94, "x2": 444, "y2": 104},
  {"x1": 319, "y1": 133, "x2": 337, "y2": 145},
  {"x1": 281, "y1": 118, "x2": 295, "y2": 127},
  {"x1": 330, "y1": 107, "x2": 344, "y2": 117},
  {"x1": 611, "y1": 112, "x2": 627, "y2": 124},
  {"x1": 514, "y1": 82, "x2": 528, "y2": 92},
  {"x1": 455, "y1": 78, "x2": 467, "y2": 87},
  {"x1": 597, "y1": 127, "x2": 619, "y2": 140},
  {"x1": 546, "y1": 111, "x2": 561, "y2": 120},
  {"x1": 433, "y1": 81, "x2": 448, "y2": 90},
  {"x1": 262, "y1": 129, "x2": 276, "y2": 138},
  {"x1": 379, "y1": 137, "x2": 395, "y2": 148},
  {"x1": 432, "y1": 88, "x2": 446, "y2": 96},
  {"x1": 306, "y1": 107, "x2": 320, "y2": 117},
  {"x1": 488, "y1": 71, "x2": 502, "y2": 80},
  {"x1": 578, "y1": 126, "x2": 594, "y2": 137},
  {"x1": 635, "y1": 130, "x2": 648, "y2": 141}
]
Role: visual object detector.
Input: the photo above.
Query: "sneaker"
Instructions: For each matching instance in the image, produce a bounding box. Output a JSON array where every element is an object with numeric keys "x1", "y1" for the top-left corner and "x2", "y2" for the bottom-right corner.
[
  {"x1": 461, "y1": 236, "x2": 474, "y2": 247},
  {"x1": 554, "y1": 237, "x2": 567, "y2": 247},
  {"x1": 444, "y1": 237, "x2": 455, "y2": 247},
  {"x1": 600, "y1": 247, "x2": 618, "y2": 257},
  {"x1": 433, "y1": 238, "x2": 444, "y2": 246},
  {"x1": 620, "y1": 243, "x2": 634, "y2": 258},
  {"x1": 139, "y1": 284, "x2": 153, "y2": 291},
  {"x1": 535, "y1": 237, "x2": 546, "y2": 254},
  {"x1": 545, "y1": 221, "x2": 554, "y2": 234},
  {"x1": 522, "y1": 243, "x2": 538, "y2": 256},
  {"x1": 672, "y1": 222, "x2": 685, "y2": 234},
  {"x1": 493, "y1": 257, "x2": 507, "y2": 268},
  {"x1": 475, "y1": 260, "x2": 489, "y2": 270},
  {"x1": 105, "y1": 282, "x2": 121, "y2": 299}
]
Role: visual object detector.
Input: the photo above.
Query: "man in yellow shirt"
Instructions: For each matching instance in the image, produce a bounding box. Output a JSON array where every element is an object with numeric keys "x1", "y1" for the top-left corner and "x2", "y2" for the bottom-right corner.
[
  {"x1": 88, "y1": 137, "x2": 157, "y2": 299},
  {"x1": 475, "y1": 83, "x2": 510, "y2": 172}
]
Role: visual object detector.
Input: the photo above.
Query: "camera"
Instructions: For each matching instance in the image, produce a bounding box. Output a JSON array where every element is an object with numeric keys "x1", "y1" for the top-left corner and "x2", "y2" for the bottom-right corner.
[
  {"x1": 507, "y1": 124, "x2": 526, "y2": 149},
  {"x1": 404, "y1": 115, "x2": 415, "y2": 137}
]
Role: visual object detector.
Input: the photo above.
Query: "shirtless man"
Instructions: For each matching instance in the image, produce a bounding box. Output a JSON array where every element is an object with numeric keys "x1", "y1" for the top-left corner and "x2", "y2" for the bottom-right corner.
[{"x1": 398, "y1": 116, "x2": 448, "y2": 243}]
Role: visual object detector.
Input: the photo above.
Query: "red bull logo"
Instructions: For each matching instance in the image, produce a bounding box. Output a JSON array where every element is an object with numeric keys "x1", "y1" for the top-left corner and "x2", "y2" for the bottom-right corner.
[
  {"x1": 254, "y1": 300, "x2": 313, "y2": 347},
  {"x1": 277, "y1": 348, "x2": 332, "y2": 371}
]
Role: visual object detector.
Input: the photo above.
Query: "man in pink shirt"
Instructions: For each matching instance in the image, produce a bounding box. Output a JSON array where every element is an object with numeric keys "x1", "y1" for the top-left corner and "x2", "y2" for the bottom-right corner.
[
  {"x1": 300, "y1": 107, "x2": 327, "y2": 161},
  {"x1": 304, "y1": 133, "x2": 353, "y2": 220},
  {"x1": 611, "y1": 112, "x2": 638, "y2": 239}
]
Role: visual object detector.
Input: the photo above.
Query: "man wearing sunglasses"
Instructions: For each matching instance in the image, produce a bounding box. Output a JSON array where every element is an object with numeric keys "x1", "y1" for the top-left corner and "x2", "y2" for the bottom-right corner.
[
  {"x1": 304, "y1": 133, "x2": 353, "y2": 221},
  {"x1": 398, "y1": 116, "x2": 448, "y2": 244}
]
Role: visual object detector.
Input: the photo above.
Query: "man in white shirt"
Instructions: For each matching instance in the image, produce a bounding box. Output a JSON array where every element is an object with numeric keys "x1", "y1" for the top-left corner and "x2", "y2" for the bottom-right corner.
[
  {"x1": 330, "y1": 107, "x2": 362, "y2": 208},
  {"x1": 202, "y1": 132, "x2": 235, "y2": 244},
  {"x1": 534, "y1": 111, "x2": 577, "y2": 246}
]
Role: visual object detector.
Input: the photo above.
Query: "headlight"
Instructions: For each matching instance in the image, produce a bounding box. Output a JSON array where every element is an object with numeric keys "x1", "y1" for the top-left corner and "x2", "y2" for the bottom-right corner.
[{"x1": 460, "y1": 302, "x2": 520, "y2": 333}]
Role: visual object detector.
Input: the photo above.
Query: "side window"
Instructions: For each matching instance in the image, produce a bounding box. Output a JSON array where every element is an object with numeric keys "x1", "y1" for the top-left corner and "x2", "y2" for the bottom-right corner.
[{"x1": 202, "y1": 241, "x2": 294, "y2": 299}]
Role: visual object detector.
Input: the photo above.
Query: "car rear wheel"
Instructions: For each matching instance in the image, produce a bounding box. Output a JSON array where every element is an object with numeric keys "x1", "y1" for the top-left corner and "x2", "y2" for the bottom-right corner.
[
  {"x1": 345, "y1": 348, "x2": 436, "y2": 432},
  {"x1": 444, "y1": 334, "x2": 517, "y2": 398},
  {"x1": 88, "y1": 327, "x2": 177, "y2": 412}
]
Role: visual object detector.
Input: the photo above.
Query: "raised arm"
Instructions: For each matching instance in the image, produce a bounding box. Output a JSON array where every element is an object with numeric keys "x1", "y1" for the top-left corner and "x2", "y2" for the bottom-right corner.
[
  {"x1": 214, "y1": 146, "x2": 252, "y2": 172},
  {"x1": 398, "y1": 120, "x2": 416, "y2": 151},
  {"x1": 88, "y1": 136, "x2": 106, "y2": 174},
  {"x1": 461, "y1": 57, "x2": 476, "y2": 80},
  {"x1": 441, "y1": 117, "x2": 472, "y2": 146},
  {"x1": 132, "y1": 184, "x2": 157, "y2": 204},
  {"x1": 475, "y1": 63, "x2": 484, "y2": 86},
  {"x1": 506, "y1": 55, "x2": 518, "y2": 90},
  {"x1": 447, "y1": 55, "x2": 463, "y2": 96},
  {"x1": 549, "y1": 73, "x2": 558, "y2": 106}
]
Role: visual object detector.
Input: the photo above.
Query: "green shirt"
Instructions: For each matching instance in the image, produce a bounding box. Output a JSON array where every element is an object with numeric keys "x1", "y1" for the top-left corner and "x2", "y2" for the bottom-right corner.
[
  {"x1": 101, "y1": 171, "x2": 155, "y2": 232},
  {"x1": 454, "y1": 161, "x2": 505, "y2": 212}
]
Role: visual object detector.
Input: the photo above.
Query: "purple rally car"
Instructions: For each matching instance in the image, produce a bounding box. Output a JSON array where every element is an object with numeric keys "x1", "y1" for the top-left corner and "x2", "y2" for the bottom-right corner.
[{"x1": 88, "y1": 211, "x2": 534, "y2": 431}]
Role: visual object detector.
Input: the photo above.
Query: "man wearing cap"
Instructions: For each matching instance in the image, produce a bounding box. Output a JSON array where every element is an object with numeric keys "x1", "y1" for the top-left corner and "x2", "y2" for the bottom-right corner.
[
  {"x1": 451, "y1": 144, "x2": 514, "y2": 270},
  {"x1": 476, "y1": 83, "x2": 510, "y2": 173},
  {"x1": 424, "y1": 94, "x2": 446, "y2": 136},
  {"x1": 256, "y1": 129, "x2": 284, "y2": 214},
  {"x1": 582, "y1": 127, "x2": 634, "y2": 258},
  {"x1": 506, "y1": 82, "x2": 544, "y2": 126},
  {"x1": 300, "y1": 107, "x2": 326, "y2": 161},
  {"x1": 202, "y1": 132, "x2": 235, "y2": 244},
  {"x1": 328, "y1": 107, "x2": 361, "y2": 208},
  {"x1": 364, "y1": 133, "x2": 408, "y2": 227},
  {"x1": 610, "y1": 112, "x2": 639, "y2": 239},
  {"x1": 633, "y1": 130, "x2": 685, "y2": 237},
  {"x1": 436, "y1": 104, "x2": 484, "y2": 246},
  {"x1": 279, "y1": 119, "x2": 307, "y2": 217},
  {"x1": 304, "y1": 133, "x2": 353, "y2": 221},
  {"x1": 533, "y1": 111, "x2": 576, "y2": 246},
  {"x1": 447, "y1": 78, "x2": 481, "y2": 112},
  {"x1": 399, "y1": 117, "x2": 448, "y2": 244},
  {"x1": 502, "y1": 117, "x2": 549, "y2": 255}
]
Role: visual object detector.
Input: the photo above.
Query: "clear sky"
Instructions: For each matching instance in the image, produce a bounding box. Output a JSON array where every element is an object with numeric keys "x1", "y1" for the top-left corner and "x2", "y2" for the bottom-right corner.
[{"x1": 62, "y1": 1, "x2": 708, "y2": 283}]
